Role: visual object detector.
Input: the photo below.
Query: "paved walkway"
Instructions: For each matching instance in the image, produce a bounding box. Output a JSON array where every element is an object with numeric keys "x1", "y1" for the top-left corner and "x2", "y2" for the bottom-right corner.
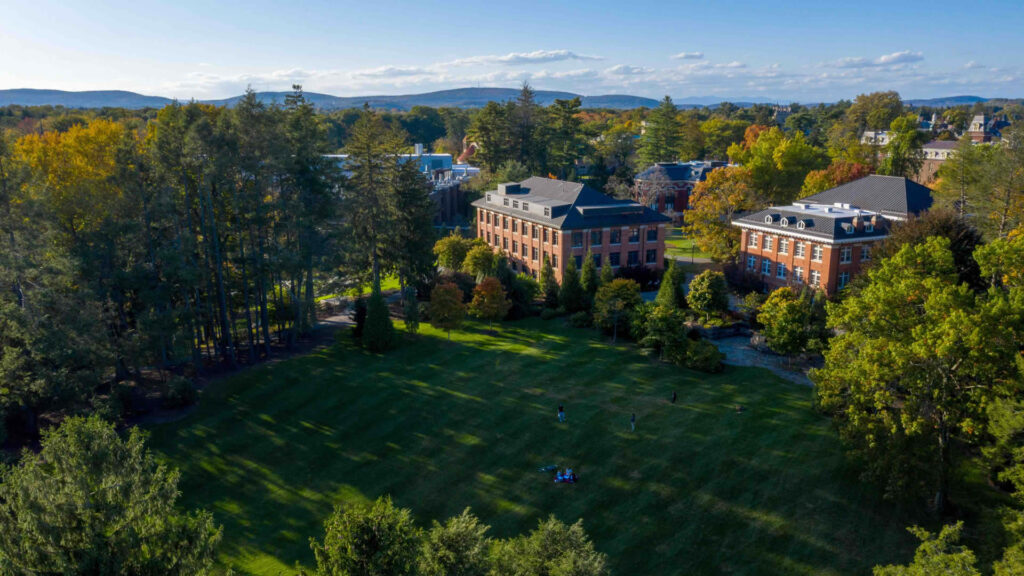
[{"x1": 714, "y1": 336, "x2": 814, "y2": 387}]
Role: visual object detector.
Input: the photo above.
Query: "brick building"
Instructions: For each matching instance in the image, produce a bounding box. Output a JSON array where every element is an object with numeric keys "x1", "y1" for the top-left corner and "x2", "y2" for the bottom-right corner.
[
  {"x1": 732, "y1": 175, "x2": 933, "y2": 295},
  {"x1": 634, "y1": 161, "x2": 725, "y2": 225},
  {"x1": 918, "y1": 139, "x2": 958, "y2": 183},
  {"x1": 472, "y1": 177, "x2": 671, "y2": 283}
]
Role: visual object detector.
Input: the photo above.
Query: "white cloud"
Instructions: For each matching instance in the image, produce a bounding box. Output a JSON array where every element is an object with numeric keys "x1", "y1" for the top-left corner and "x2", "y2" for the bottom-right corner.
[
  {"x1": 606, "y1": 64, "x2": 653, "y2": 76},
  {"x1": 449, "y1": 50, "x2": 602, "y2": 66},
  {"x1": 352, "y1": 65, "x2": 429, "y2": 78},
  {"x1": 716, "y1": 61, "x2": 746, "y2": 69},
  {"x1": 834, "y1": 50, "x2": 924, "y2": 68},
  {"x1": 671, "y1": 51, "x2": 704, "y2": 60},
  {"x1": 964, "y1": 61, "x2": 984, "y2": 69}
]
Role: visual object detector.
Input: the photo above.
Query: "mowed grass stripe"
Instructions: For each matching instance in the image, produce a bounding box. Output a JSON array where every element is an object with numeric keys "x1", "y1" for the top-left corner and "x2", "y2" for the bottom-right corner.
[{"x1": 148, "y1": 318, "x2": 915, "y2": 575}]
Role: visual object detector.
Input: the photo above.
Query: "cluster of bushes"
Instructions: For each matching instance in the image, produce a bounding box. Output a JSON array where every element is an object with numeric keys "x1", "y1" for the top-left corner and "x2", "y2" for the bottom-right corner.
[
  {"x1": 538, "y1": 257, "x2": 727, "y2": 373},
  {"x1": 309, "y1": 497, "x2": 608, "y2": 576}
]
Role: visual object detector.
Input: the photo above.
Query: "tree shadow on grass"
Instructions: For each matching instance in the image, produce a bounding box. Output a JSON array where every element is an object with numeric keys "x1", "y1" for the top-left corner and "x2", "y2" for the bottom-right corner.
[{"x1": 149, "y1": 318, "x2": 919, "y2": 576}]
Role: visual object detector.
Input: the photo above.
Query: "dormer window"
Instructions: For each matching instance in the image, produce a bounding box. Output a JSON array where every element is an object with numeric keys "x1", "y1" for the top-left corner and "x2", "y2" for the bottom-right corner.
[
  {"x1": 512, "y1": 200, "x2": 519, "y2": 209},
  {"x1": 544, "y1": 207, "x2": 551, "y2": 217},
  {"x1": 486, "y1": 194, "x2": 492, "y2": 202},
  {"x1": 780, "y1": 217, "x2": 789, "y2": 227},
  {"x1": 797, "y1": 221, "x2": 806, "y2": 230},
  {"x1": 764, "y1": 215, "x2": 773, "y2": 224},
  {"x1": 522, "y1": 202, "x2": 529, "y2": 211},
  {"x1": 503, "y1": 198, "x2": 509, "y2": 206},
  {"x1": 865, "y1": 223, "x2": 874, "y2": 233}
]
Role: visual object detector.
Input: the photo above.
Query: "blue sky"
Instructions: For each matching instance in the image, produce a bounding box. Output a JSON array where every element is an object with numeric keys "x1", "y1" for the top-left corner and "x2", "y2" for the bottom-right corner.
[{"x1": 1, "y1": 0, "x2": 1022, "y2": 101}]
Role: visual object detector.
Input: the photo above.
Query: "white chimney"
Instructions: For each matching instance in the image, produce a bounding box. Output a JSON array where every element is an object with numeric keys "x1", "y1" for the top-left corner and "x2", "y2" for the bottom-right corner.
[{"x1": 414, "y1": 143, "x2": 424, "y2": 155}]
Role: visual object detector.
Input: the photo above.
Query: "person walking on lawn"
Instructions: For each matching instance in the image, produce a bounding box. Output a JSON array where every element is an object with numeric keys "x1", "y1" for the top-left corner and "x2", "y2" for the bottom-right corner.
[
  {"x1": 630, "y1": 412, "x2": 636, "y2": 432},
  {"x1": 558, "y1": 404, "x2": 566, "y2": 423}
]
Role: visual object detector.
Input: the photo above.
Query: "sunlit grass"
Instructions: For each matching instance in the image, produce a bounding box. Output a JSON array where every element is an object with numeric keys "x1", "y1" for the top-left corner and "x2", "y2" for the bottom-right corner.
[
  {"x1": 666, "y1": 227, "x2": 711, "y2": 260},
  {"x1": 149, "y1": 317, "x2": 917, "y2": 575}
]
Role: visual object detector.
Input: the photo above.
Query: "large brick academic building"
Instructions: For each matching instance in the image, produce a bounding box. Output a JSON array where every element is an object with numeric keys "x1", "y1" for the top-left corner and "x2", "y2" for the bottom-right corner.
[
  {"x1": 472, "y1": 177, "x2": 671, "y2": 283},
  {"x1": 732, "y1": 175, "x2": 933, "y2": 295}
]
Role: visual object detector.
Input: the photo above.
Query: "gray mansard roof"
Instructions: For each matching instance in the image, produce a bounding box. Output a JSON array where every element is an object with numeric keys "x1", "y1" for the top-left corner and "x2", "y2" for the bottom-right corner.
[
  {"x1": 733, "y1": 203, "x2": 893, "y2": 242},
  {"x1": 635, "y1": 161, "x2": 725, "y2": 184},
  {"x1": 799, "y1": 175, "x2": 933, "y2": 219},
  {"x1": 471, "y1": 176, "x2": 670, "y2": 230}
]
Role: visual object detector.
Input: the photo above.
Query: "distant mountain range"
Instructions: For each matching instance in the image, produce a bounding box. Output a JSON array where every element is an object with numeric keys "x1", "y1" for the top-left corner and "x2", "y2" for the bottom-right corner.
[{"x1": 0, "y1": 88, "x2": 1012, "y2": 111}]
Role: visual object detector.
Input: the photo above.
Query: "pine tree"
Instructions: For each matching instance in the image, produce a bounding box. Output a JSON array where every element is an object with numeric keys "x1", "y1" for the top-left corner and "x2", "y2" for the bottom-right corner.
[
  {"x1": 600, "y1": 262, "x2": 615, "y2": 285},
  {"x1": 655, "y1": 260, "x2": 680, "y2": 310},
  {"x1": 580, "y1": 251, "x2": 599, "y2": 307},
  {"x1": 638, "y1": 96, "x2": 683, "y2": 166},
  {"x1": 539, "y1": 256, "x2": 560, "y2": 308},
  {"x1": 363, "y1": 289, "x2": 396, "y2": 352},
  {"x1": 559, "y1": 257, "x2": 586, "y2": 313}
]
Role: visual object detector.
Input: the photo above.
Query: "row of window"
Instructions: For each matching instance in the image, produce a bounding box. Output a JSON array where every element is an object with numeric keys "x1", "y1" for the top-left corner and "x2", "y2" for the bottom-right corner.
[
  {"x1": 571, "y1": 228, "x2": 657, "y2": 248},
  {"x1": 566, "y1": 250, "x2": 658, "y2": 269},
  {"x1": 746, "y1": 256, "x2": 852, "y2": 289},
  {"x1": 747, "y1": 232, "x2": 870, "y2": 263},
  {"x1": 481, "y1": 212, "x2": 559, "y2": 245}
]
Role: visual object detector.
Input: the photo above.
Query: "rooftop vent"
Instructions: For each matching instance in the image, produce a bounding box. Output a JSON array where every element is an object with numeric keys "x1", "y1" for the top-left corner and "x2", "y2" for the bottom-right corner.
[{"x1": 497, "y1": 182, "x2": 521, "y2": 195}]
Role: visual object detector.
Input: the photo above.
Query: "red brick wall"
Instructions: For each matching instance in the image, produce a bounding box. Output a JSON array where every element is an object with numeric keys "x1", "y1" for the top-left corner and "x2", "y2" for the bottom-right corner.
[
  {"x1": 476, "y1": 208, "x2": 666, "y2": 284},
  {"x1": 737, "y1": 228, "x2": 879, "y2": 296}
]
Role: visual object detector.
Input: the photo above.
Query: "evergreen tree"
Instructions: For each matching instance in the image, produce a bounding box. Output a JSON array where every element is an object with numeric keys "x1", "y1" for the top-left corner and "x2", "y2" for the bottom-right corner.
[
  {"x1": 599, "y1": 261, "x2": 615, "y2": 285},
  {"x1": 544, "y1": 97, "x2": 587, "y2": 179},
  {"x1": 593, "y1": 278, "x2": 643, "y2": 343},
  {"x1": 638, "y1": 96, "x2": 682, "y2": 166},
  {"x1": 539, "y1": 256, "x2": 560, "y2": 308},
  {"x1": 655, "y1": 260, "x2": 681, "y2": 310},
  {"x1": 402, "y1": 286, "x2": 420, "y2": 334},
  {"x1": 363, "y1": 289, "x2": 396, "y2": 352},
  {"x1": 580, "y1": 251, "x2": 599, "y2": 307},
  {"x1": 0, "y1": 416, "x2": 221, "y2": 576},
  {"x1": 559, "y1": 256, "x2": 586, "y2": 312}
]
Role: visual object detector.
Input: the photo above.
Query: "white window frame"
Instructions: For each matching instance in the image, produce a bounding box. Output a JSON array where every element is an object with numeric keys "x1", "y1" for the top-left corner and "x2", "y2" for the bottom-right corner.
[
  {"x1": 810, "y1": 269, "x2": 821, "y2": 287},
  {"x1": 795, "y1": 242, "x2": 805, "y2": 258},
  {"x1": 794, "y1": 266, "x2": 804, "y2": 283},
  {"x1": 840, "y1": 246, "x2": 852, "y2": 264},
  {"x1": 812, "y1": 245, "x2": 823, "y2": 262},
  {"x1": 778, "y1": 238, "x2": 789, "y2": 254},
  {"x1": 748, "y1": 232, "x2": 758, "y2": 248},
  {"x1": 763, "y1": 236, "x2": 773, "y2": 251}
]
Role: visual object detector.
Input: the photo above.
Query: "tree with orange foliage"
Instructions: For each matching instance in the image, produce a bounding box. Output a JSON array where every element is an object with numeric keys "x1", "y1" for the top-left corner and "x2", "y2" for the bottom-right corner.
[
  {"x1": 469, "y1": 277, "x2": 511, "y2": 331},
  {"x1": 801, "y1": 159, "x2": 872, "y2": 195},
  {"x1": 684, "y1": 166, "x2": 764, "y2": 262}
]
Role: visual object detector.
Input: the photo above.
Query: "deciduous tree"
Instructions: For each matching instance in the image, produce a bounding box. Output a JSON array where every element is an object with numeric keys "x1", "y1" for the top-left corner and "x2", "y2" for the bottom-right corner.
[
  {"x1": 310, "y1": 496, "x2": 420, "y2": 576},
  {"x1": 429, "y1": 282, "x2": 466, "y2": 340},
  {"x1": 687, "y1": 270, "x2": 729, "y2": 321},
  {"x1": 685, "y1": 167, "x2": 763, "y2": 262},
  {"x1": 469, "y1": 277, "x2": 511, "y2": 330},
  {"x1": 593, "y1": 278, "x2": 642, "y2": 342}
]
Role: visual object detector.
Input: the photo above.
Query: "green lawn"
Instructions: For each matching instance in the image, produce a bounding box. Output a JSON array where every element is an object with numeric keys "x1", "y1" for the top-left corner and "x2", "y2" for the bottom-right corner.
[
  {"x1": 666, "y1": 228, "x2": 712, "y2": 260},
  {"x1": 149, "y1": 318, "x2": 917, "y2": 575}
]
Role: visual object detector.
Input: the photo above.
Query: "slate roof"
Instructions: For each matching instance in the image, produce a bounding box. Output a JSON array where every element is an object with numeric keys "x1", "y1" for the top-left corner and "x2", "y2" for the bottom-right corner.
[
  {"x1": 635, "y1": 161, "x2": 724, "y2": 184},
  {"x1": 924, "y1": 140, "x2": 958, "y2": 150},
  {"x1": 732, "y1": 204, "x2": 893, "y2": 242},
  {"x1": 799, "y1": 175, "x2": 933, "y2": 219},
  {"x1": 471, "y1": 176, "x2": 670, "y2": 230}
]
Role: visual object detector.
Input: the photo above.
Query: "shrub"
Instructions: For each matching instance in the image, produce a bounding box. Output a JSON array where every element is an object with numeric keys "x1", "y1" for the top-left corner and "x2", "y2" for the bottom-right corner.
[
  {"x1": 163, "y1": 376, "x2": 198, "y2": 409},
  {"x1": 686, "y1": 339, "x2": 725, "y2": 373},
  {"x1": 504, "y1": 273, "x2": 539, "y2": 320},
  {"x1": 616, "y1": 265, "x2": 661, "y2": 291},
  {"x1": 429, "y1": 282, "x2": 466, "y2": 340},
  {"x1": 403, "y1": 287, "x2": 421, "y2": 334},
  {"x1": 363, "y1": 290, "x2": 396, "y2": 352},
  {"x1": 687, "y1": 270, "x2": 730, "y2": 321},
  {"x1": 593, "y1": 278, "x2": 643, "y2": 342},
  {"x1": 569, "y1": 311, "x2": 593, "y2": 328},
  {"x1": 352, "y1": 297, "x2": 368, "y2": 338},
  {"x1": 539, "y1": 307, "x2": 563, "y2": 321}
]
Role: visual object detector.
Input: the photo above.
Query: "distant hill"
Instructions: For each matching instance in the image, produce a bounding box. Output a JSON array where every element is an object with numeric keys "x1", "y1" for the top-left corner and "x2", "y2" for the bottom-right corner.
[
  {"x1": 203, "y1": 88, "x2": 662, "y2": 110},
  {"x1": 904, "y1": 95, "x2": 988, "y2": 107},
  {"x1": 1, "y1": 88, "x2": 1018, "y2": 111},
  {"x1": 0, "y1": 89, "x2": 174, "y2": 109}
]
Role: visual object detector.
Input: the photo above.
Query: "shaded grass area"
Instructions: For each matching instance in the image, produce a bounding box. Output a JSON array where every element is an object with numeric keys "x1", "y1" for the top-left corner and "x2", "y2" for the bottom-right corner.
[
  {"x1": 148, "y1": 318, "x2": 917, "y2": 575},
  {"x1": 667, "y1": 227, "x2": 712, "y2": 260}
]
